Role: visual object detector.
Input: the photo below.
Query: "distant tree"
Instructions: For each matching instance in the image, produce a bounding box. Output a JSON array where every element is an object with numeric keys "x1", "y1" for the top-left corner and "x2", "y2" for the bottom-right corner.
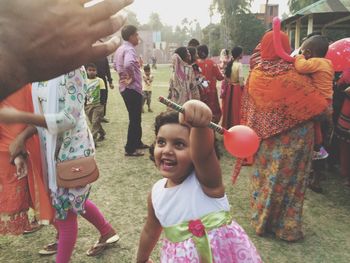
[
  {"x1": 174, "y1": 25, "x2": 189, "y2": 46},
  {"x1": 202, "y1": 23, "x2": 222, "y2": 56},
  {"x1": 193, "y1": 21, "x2": 202, "y2": 42},
  {"x1": 288, "y1": 0, "x2": 320, "y2": 14},
  {"x1": 161, "y1": 25, "x2": 177, "y2": 43},
  {"x1": 210, "y1": 0, "x2": 252, "y2": 41},
  {"x1": 233, "y1": 13, "x2": 266, "y2": 54},
  {"x1": 126, "y1": 10, "x2": 140, "y2": 27},
  {"x1": 148, "y1": 12, "x2": 163, "y2": 31}
]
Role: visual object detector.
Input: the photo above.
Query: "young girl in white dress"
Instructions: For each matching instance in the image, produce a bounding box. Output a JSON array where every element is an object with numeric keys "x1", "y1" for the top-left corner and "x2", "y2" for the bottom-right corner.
[{"x1": 136, "y1": 100, "x2": 262, "y2": 263}]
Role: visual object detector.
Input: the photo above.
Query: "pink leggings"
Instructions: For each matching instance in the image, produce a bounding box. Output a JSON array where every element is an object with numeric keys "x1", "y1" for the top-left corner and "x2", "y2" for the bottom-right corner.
[{"x1": 54, "y1": 199, "x2": 113, "y2": 263}]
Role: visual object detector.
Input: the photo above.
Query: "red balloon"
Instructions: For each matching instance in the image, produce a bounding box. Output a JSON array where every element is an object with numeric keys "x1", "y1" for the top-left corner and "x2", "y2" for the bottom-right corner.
[
  {"x1": 326, "y1": 38, "x2": 350, "y2": 72},
  {"x1": 223, "y1": 125, "x2": 260, "y2": 158}
]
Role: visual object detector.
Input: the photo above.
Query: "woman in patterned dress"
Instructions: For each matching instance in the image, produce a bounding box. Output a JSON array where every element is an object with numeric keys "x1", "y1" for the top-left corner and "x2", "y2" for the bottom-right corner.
[
  {"x1": 0, "y1": 67, "x2": 119, "y2": 262},
  {"x1": 168, "y1": 47, "x2": 200, "y2": 105},
  {"x1": 238, "y1": 31, "x2": 328, "y2": 241}
]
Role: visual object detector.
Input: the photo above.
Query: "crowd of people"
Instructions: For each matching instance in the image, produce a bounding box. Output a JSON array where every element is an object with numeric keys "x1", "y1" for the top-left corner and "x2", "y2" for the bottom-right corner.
[{"x1": 0, "y1": 2, "x2": 349, "y2": 262}]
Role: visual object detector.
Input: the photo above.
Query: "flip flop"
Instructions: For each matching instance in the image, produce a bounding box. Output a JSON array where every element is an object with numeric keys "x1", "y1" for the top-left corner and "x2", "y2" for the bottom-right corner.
[
  {"x1": 23, "y1": 223, "x2": 43, "y2": 235},
  {"x1": 86, "y1": 234, "x2": 120, "y2": 257}
]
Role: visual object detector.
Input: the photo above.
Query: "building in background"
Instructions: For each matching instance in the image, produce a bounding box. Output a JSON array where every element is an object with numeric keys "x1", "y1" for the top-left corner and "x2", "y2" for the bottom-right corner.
[{"x1": 254, "y1": 4, "x2": 279, "y2": 28}]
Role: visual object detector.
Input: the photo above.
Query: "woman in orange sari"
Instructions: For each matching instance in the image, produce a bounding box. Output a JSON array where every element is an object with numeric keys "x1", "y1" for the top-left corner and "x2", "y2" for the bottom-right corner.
[
  {"x1": 240, "y1": 31, "x2": 327, "y2": 241},
  {"x1": 0, "y1": 84, "x2": 53, "y2": 235}
]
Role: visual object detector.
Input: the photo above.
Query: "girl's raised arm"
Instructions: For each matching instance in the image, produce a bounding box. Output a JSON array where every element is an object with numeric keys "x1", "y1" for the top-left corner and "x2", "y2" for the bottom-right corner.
[{"x1": 180, "y1": 100, "x2": 224, "y2": 198}]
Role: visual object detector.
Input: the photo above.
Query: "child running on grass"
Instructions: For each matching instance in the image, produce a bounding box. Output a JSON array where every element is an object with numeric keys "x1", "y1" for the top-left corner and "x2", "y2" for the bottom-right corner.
[
  {"x1": 136, "y1": 100, "x2": 262, "y2": 263},
  {"x1": 85, "y1": 63, "x2": 106, "y2": 143},
  {"x1": 142, "y1": 64, "x2": 154, "y2": 113}
]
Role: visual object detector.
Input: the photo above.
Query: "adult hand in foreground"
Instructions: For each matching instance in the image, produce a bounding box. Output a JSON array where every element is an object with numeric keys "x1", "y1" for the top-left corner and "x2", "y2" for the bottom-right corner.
[{"x1": 0, "y1": 0, "x2": 133, "y2": 100}]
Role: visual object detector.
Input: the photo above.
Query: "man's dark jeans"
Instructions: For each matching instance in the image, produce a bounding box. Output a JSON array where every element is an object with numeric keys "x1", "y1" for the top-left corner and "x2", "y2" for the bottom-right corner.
[{"x1": 121, "y1": 88, "x2": 143, "y2": 153}]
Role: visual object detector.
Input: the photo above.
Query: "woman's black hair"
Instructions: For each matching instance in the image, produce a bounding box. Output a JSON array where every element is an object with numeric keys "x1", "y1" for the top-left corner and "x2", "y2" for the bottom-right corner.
[
  {"x1": 225, "y1": 46, "x2": 243, "y2": 78},
  {"x1": 149, "y1": 110, "x2": 221, "y2": 162},
  {"x1": 188, "y1": 38, "x2": 200, "y2": 47},
  {"x1": 174, "y1": 47, "x2": 189, "y2": 61},
  {"x1": 187, "y1": 46, "x2": 197, "y2": 64},
  {"x1": 197, "y1": 44, "x2": 209, "y2": 59}
]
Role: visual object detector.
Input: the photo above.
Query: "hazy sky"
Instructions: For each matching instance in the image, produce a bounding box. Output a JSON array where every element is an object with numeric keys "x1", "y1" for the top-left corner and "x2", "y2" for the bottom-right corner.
[{"x1": 128, "y1": 0, "x2": 290, "y2": 27}]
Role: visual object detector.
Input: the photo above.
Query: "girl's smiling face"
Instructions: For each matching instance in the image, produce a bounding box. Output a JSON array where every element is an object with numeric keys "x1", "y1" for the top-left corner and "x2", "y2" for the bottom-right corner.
[{"x1": 154, "y1": 123, "x2": 193, "y2": 186}]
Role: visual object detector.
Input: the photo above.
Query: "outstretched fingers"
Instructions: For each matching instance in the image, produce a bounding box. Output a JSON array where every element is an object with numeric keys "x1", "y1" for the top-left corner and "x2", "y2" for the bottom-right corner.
[
  {"x1": 84, "y1": 0, "x2": 133, "y2": 24},
  {"x1": 88, "y1": 11, "x2": 127, "y2": 41},
  {"x1": 89, "y1": 36, "x2": 122, "y2": 61}
]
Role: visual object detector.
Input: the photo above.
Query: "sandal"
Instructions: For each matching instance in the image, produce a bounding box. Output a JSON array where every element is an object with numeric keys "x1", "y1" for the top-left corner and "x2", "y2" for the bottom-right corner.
[
  {"x1": 39, "y1": 242, "x2": 58, "y2": 255},
  {"x1": 23, "y1": 222, "x2": 43, "y2": 235},
  {"x1": 86, "y1": 234, "x2": 120, "y2": 257}
]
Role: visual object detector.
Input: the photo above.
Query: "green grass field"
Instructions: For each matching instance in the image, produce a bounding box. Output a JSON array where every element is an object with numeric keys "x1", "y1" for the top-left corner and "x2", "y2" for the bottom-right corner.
[{"x1": 1, "y1": 64, "x2": 350, "y2": 262}]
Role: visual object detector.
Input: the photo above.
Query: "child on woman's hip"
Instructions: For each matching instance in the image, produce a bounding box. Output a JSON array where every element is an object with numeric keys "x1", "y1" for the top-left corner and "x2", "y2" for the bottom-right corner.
[
  {"x1": 136, "y1": 100, "x2": 262, "y2": 263},
  {"x1": 294, "y1": 35, "x2": 334, "y2": 161}
]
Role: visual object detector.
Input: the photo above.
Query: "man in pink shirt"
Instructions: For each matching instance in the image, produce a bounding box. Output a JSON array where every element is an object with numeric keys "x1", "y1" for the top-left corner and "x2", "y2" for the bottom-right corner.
[{"x1": 114, "y1": 25, "x2": 148, "y2": 156}]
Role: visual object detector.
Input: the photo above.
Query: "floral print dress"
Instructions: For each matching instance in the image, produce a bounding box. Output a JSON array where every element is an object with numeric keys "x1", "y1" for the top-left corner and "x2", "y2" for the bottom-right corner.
[
  {"x1": 250, "y1": 122, "x2": 314, "y2": 241},
  {"x1": 32, "y1": 68, "x2": 95, "y2": 220}
]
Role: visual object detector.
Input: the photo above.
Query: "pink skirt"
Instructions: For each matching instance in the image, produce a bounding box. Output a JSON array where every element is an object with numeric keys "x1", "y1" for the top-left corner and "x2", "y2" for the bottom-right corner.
[{"x1": 161, "y1": 221, "x2": 262, "y2": 263}]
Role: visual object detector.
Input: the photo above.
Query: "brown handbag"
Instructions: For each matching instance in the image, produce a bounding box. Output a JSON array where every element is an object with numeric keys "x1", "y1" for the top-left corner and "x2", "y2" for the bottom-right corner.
[{"x1": 56, "y1": 156, "x2": 99, "y2": 188}]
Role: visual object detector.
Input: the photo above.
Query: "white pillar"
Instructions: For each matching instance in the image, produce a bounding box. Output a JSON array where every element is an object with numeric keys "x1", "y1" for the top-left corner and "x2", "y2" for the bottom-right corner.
[
  {"x1": 307, "y1": 14, "x2": 314, "y2": 35},
  {"x1": 295, "y1": 19, "x2": 301, "y2": 48}
]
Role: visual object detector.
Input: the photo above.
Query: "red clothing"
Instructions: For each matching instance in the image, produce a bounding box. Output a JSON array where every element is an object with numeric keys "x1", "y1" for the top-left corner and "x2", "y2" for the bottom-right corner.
[
  {"x1": 222, "y1": 83, "x2": 242, "y2": 129},
  {"x1": 197, "y1": 59, "x2": 224, "y2": 123},
  {"x1": 0, "y1": 85, "x2": 53, "y2": 235}
]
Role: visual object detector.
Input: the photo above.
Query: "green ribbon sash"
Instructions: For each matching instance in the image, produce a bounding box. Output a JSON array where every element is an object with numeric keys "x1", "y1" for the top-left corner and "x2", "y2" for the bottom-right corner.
[{"x1": 163, "y1": 211, "x2": 232, "y2": 263}]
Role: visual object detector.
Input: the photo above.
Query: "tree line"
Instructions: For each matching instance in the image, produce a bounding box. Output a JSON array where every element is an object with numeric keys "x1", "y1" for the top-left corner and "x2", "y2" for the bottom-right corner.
[{"x1": 125, "y1": 0, "x2": 321, "y2": 56}]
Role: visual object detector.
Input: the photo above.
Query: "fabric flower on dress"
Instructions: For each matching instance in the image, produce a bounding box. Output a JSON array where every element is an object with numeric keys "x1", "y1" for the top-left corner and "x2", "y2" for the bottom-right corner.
[{"x1": 188, "y1": 219, "x2": 205, "y2": 237}]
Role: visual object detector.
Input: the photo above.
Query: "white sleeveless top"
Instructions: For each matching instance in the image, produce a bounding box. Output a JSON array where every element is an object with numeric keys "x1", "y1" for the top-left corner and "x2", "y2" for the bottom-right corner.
[{"x1": 152, "y1": 171, "x2": 230, "y2": 227}]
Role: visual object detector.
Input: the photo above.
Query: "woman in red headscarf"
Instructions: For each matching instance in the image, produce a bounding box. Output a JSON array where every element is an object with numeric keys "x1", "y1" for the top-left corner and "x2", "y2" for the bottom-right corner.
[{"x1": 240, "y1": 31, "x2": 327, "y2": 241}]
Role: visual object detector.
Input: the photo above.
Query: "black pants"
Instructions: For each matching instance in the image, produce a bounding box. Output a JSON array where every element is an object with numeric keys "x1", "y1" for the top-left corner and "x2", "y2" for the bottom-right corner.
[
  {"x1": 101, "y1": 78, "x2": 108, "y2": 116},
  {"x1": 121, "y1": 88, "x2": 143, "y2": 153}
]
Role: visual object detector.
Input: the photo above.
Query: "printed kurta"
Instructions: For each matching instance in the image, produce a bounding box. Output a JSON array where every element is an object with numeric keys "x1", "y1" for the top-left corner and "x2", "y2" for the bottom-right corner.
[{"x1": 33, "y1": 68, "x2": 95, "y2": 220}]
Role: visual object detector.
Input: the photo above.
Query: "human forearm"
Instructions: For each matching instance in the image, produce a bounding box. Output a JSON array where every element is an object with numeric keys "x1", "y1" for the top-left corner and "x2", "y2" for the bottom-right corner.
[
  {"x1": 0, "y1": 107, "x2": 47, "y2": 128},
  {"x1": 136, "y1": 228, "x2": 161, "y2": 263},
  {"x1": 9, "y1": 125, "x2": 37, "y2": 163},
  {"x1": 15, "y1": 125, "x2": 37, "y2": 144},
  {"x1": 295, "y1": 55, "x2": 319, "y2": 73},
  {"x1": 19, "y1": 112, "x2": 47, "y2": 128},
  {"x1": 191, "y1": 128, "x2": 215, "y2": 160}
]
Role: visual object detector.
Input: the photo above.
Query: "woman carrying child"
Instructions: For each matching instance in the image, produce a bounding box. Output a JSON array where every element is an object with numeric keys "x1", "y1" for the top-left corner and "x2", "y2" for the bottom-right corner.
[
  {"x1": 238, "y1": 31, "x2": 328, "y2": 241},
  {"x1": 136, "y1": 100, "x2": 262, "y2": 262}
]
